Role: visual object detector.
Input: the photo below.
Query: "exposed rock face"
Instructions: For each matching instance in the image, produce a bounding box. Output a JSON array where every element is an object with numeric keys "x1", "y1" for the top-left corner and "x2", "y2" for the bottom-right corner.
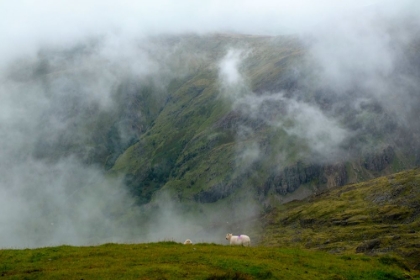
[
  {"x1": 262, "y1": 162, "x2": 348, "y2": 196},
  {"x1": 194, "y1": 181, "x2": 238, "y2": 203},
  {"x1": 194, "y1": 161, "x2": 348, "y2": 204},
  {"x1": 363, "y1": 146, "x2": 395, "y2": 172},
  {"x1": 321, "y1": 164, "x2": 348, "y2": 189},
  {"x1": 193, "y1": 171, "x2": 253, "y2": 203}
]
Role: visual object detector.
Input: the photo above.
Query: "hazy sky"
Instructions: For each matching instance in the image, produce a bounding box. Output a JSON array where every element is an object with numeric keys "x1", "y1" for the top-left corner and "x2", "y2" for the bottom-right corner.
[{"x1": 1, "y1": 0, "x2": 410, "y2": 67}]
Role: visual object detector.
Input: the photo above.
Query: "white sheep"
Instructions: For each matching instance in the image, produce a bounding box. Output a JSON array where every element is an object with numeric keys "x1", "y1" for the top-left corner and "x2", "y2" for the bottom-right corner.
[
  {"x1": 183, "y1": 239, "x2": 193, "y2": 245},
  {"x1": 225, "y1": 233, "x2": 251, "y2": 246}
]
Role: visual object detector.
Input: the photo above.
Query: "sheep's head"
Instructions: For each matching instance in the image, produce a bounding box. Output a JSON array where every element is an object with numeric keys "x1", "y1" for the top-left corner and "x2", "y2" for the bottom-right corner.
[{"x1": 225, "y1": 233, "x2": 232, "y2": 240}]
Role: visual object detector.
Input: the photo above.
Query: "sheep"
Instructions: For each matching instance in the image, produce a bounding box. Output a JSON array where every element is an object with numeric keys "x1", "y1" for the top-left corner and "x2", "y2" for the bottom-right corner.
[
  {"x1": 225, "y1": 233, "x2": 251, "y2": 246},
  {"x1": 183, "y1": 239, "x2": 193, "y2": 245}
]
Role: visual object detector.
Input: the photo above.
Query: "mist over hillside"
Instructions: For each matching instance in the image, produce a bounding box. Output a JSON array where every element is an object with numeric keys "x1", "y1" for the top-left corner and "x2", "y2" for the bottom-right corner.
[{"x1": 0, "y1": 0, "x2": 419, "y2": 248}]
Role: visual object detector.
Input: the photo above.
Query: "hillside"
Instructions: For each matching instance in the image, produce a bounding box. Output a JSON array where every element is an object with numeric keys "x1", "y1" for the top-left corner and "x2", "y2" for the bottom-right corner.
[
  {"x1": 5, "y1": 31, "x2": 418, "y2": 207},
  {"x1": 108, "y1": 34, "x2": 310, "y2": 204},
  {"x1": 259, "y1": 168, "x2": 420, "y2": 270},
  {"x1": 108, "y1": 32, "x2": 420, "y2": 206}
]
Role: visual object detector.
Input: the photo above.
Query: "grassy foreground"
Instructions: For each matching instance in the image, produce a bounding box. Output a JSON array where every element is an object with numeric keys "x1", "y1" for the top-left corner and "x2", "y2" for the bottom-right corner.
[{"x1": 1, "y1": 242, "x2": 418, "y2": 280}]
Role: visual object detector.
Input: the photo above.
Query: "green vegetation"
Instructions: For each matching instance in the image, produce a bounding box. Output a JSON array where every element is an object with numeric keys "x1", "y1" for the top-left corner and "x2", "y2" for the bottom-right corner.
[
  {"x1": 1, "y1": 242, "x2": 418, "y2": 279},
  {"x1": 260, "y1": 168, "x2": 420, "y2": 270},
  {"x1": 113, "y1": 35, "x2": 319, "y2": 204},
  {"x1": 32, "y1": 33, "x2": 420, "y2": 206},
  {"x1": 107, "y1": 33, "x2": 419, "y2": 206}
]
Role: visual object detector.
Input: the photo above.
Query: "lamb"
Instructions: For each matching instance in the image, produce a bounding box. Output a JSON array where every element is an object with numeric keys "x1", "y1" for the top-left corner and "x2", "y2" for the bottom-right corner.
[{"x1": 183, "y1": 239, "x2": 193, "y2": 245}]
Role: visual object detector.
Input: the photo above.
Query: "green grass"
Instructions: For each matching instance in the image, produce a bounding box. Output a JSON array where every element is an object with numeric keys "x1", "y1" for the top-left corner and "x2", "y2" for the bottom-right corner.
[
  {"x1": 260, "y1": 168, "x2": 420, "y2": 271},
  {"x1": 1, "y1": 242, "x2": 417, "y2": 280}
]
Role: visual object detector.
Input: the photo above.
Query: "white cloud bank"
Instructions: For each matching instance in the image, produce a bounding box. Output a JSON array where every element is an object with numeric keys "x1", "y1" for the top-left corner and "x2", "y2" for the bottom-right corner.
[{"x1": 2, "y1": 0, "x2": 414, "y2": 67}]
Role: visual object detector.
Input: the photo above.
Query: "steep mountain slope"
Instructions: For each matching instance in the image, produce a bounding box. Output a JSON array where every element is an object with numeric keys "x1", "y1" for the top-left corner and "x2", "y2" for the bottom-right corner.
[
  {"x1": 109, "y1": 34, "x2": 310, "y2": 204},
  {"x1": 109, "y1": 32, "x2": 420, "y2": 206},
  {"x1": 6, "y1": 31, "x2": 420, "y2": 208},
  {"x1": 259, "y1": 168, "x2": 420, "y2": 270}
]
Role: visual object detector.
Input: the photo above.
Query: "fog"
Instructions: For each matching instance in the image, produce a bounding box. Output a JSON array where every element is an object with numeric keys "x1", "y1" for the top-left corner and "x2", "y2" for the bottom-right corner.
[
  {"x1": 218, "y1": 50, "x2": 351, "y2": 164},
  {"x1": 216, "y1": 0, "x2": 420, "y2": 166},
  {"x1": 1, "y1": 0, "x2": 393, "y2": 68},
  {"x1": 0, "y1": 0, "x2": 419, "y2": 248},
  {"x1": 306, "y1": 2, "x2": 420, "y2": 157},
  {"x1": 0, "y1": 37, "x2": 244, "y2": 248}
]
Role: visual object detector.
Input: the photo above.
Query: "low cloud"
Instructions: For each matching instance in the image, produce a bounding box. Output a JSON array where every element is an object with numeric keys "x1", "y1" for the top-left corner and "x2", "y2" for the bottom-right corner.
[
  {"x1": 219, "y1": 49, "x2": 244, "y2": 86},
  {"x1": 218, "y1": 48, "x2": 350, "y2": 166},
  {"x1": 1, "y1": 0, "x2": 393, "y2": 69},
  {"x1": 0, "y1": 0, "x2": 418, "y2": 248},
  {"x1": 0, "y1": 35, "x2": 261, "y2": 248},
  {"x1": 305, "y1": 0, "x2": 420, "y2": 145},
  {"x1": 218, "y1": 49, "x2": 250, "y2": 102},
  {"x1": 0, "y1": 37, "x2": 160, "y2": 248},
  {"x1": 282, "y1": 98, "x2": 349, "y2": 160},
  {"x1": 0, "y1": 157, "x2": 138, "y2": 248}
]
